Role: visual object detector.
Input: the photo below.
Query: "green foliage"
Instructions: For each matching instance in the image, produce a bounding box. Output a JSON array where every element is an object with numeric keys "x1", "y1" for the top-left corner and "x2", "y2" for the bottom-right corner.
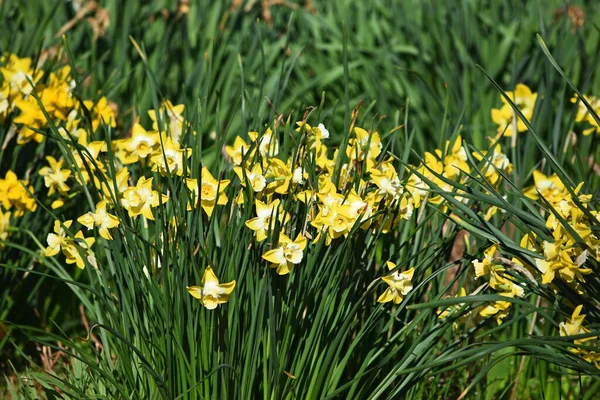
[{"x1": 1, "y1": 1, "x2": 600, "y2": 399}]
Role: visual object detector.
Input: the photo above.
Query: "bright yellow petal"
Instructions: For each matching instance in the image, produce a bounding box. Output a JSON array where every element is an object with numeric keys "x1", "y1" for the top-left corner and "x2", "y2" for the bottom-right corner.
[
  {"x1": 202, "y1": 266, "x2": 219, "y2": 285},
  {"x1": 187, "y1": 286, "x2": 203, "y2": 299}
]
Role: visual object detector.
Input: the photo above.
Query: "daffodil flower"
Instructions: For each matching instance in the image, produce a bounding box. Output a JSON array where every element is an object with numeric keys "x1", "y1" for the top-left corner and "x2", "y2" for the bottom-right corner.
[
  {"x1": 479, "y1": 296, "x2": 513, "y2": 325},
  {"x1": 377, "y1": 262, "x2": 414, "y2": 304},
  {"x1": 45, "y1": 220, "x2": 73, "y2": 257},
  {"x1": 472, "y1": 244, "x2": 499, "y2": 278},
  {"x1": 442, "y1": 136, "x2": 470, "y2": 179},
  {"x1": 45, "y1": 220, "x2": 96, "y2": 269},
  {"x1": 295, "y1": 121, "x2": 330, "y2": 149},
  {"x1": 0, "y1": 53, "x2": 42, "y2": 98},
  {"x1": 186, "y1": 167, "x2": 230, "y2": 216},
  {"x1": 150, "y1": 137, "x2": 192, "y2": 176},
  {"x1": 346, "y1": 127, "x2": 381, "y2": 161},
  {"x1": 63, "y1": 231, "x2": 96, "y2": 269},
  {"x1": 522, "y1": 170, "x2": 567, "y2": 203},
  {"x1": 560, "y1": 305, "x2": 595, "y2": 344},
  {"x1": 234, "y1": 163, "x2": 266, "y2": 193},
  {"x1": 13, "y1": 96, "x2": 47, "y2": 144},
  {"x1": 491, "y1": 83, "x2": 537, "y2": 137},
  {"x1": 265, "y1": 158, "x2": 293, "y2": 195},
  {"x1": 0, "y1": 85, "x2": 9, "y2": 123},
  {"x1": 0, "y1": 171, "x2": 37, "y2": 216},
  {"x1": 245, "y1": 199, "x2": 289, "y2": 242},
  {"x1": 82, "y1": 96, "x2": 116, "y2": 131},
  {"x1": 472, "y1": 144, "x2": 512, "y2": 186},
  {"x1": 0, "y1": 210, "x2": 10, "y2": 244},
  {"x1": 99, "y1": 167, "x2": 130, "y2": 204},
  {"x1": 116, "y1": 123, "x2": 160, "y2": 164},
  {"x1": 224, "y1": 135, "x2": 253, "y2": 166},
  {"x1": 38, "y1": 156, "x2": 71, "y2": 196},
  {"x1": 121, "y1": 177, "x2": 168, "y2": 220},
  {"x1": 489, "y1": 269, "x2": 524, "y2": 298},
  {"x1": 262, "y1": 233, "x2": 307, "y2": 275},
  {"x1": 187, "y1": 266, "x2": 236, "y2": 309},
  {"x1": 370, "y1": 167, "x2": 403, "y2": 202},
  {"x1": 148, "y1": 100, "x2": 187, "y2": 141},
  {"x1": 249, "y1": 128, "x2": 278, "y2": 157},
  {"x1": 78, "y1": 200, "x2": 120, "y2": 240}
]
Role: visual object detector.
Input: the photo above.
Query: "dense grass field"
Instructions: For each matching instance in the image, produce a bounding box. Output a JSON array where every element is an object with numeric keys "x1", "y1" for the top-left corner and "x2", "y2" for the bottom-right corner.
[{"x1": 1, "y1": 0, "x2": 600, "y2": 398}]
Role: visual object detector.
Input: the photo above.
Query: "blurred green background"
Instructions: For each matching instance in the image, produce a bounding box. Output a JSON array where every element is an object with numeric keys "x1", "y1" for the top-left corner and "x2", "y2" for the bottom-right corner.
[{"x1": 3, "y1": 0, "x2": 599, "y2": 151}]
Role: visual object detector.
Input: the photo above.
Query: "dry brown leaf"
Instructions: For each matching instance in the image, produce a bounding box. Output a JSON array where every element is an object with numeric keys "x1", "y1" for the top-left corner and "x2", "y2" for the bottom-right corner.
[{"x1": 56, "y1": 1, "x2": 110, "y2": 40}]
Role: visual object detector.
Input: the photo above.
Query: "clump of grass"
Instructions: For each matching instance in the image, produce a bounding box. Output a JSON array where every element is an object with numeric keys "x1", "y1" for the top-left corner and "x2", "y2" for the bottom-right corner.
[{"x1": 1, "y1": 1, "x2": 600, "y2": 399}]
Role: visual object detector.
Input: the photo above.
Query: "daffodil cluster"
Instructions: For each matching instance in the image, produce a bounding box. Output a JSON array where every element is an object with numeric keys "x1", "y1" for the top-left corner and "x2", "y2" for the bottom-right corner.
[
  {"x1": 1, "y1": 52, "x2": 116, "y2": 145},
  {"x1": 5, "y1": 50, "x2": 599, "y2": 337},
  {"x1": 522, "y1": 171, "x2": 598, "y2": 290}
]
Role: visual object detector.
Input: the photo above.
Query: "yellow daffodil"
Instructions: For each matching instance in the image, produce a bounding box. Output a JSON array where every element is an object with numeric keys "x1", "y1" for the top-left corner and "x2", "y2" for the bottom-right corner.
[
  {"x1": 249, "y1": 127, "x2": 278, "y2": 158},
  {"x1": 0, "y1": 171, "x2": 37, "y2": 216},
  {"x1": 148, "y1": 100, "x2": 187, "y2": 141},
  {"x1": 38, "y1": 66, "x2": 75, "y2": 121},
  {"x1": 45, "y1": 220, "x2": 73, "y2": 257},
  {"x1": 121, "y1": 177, "x2": 168, "y2": 220},
  {"x1": 115, "y1": 123, "x2": 160, "y2": 164},
  {"x1": 377, "y1": 262, "x2": 415, "y2": 304},
  {"x1": 245, "y1": 198, "x2": 289, "y2": 242},
  {"x1": 405, "y1": 165, "x2": 429, "y2": 208},
  {"x1": 560, "y1": 305, "x2": 597, "y2": 345},
  {"x1": 489, "y1": 269, "x2": 524, "y2": 298},
  {"x1": 346, "y1": 127, "x2": 381, "y2": 161},
  {"x1": 0, "y1": 53, "x2": 42, "y2": 98},
  {"x1": 83, "y1": 96, "x2": 116, "y2": 131},
  {"x1": 57, "y1": 110, "x2": 86, "y2": 141},
  {"x1": 437, "y1": 288, "x2": 469, "y2": 321},
  {"x1": 150, "y1": 136, "x2": 191, "y2": 176},
  {"x1": 0, "y1": 210, "x2": 10, "y2": 245},
  {"x1": 535, "y1": 239, "x2": 591, "y2": 284},
  {"x1": 99, "y1": 167, "x2": 130, "y2": 204},
  {"x1": 186, "y1": 167, "x2": 230, "y2": 216},
  {"x1": 472, "y1": 244, "x2": 498, "y2": 278},
  {"x1": 45, "y1": 219, "x2": 95, "y2": 269},
  {"x1": 442, "y1": 136, "x2": 470, "y2": 179},
  {"x1": 292, "y1": 165, "x2": 308, "y2": 185},
  {"x1": 68, "y1": 133, "x2": 108, "y2": 186},
  {"x1": 491, "y1": 83, "x2": 537, "y2": 137},
  {"x1": 479, "y1": 295, "x2": 512, "y2": 325},
  {"x1": 13, "y1": 95, "x2": 47, "y2": 144},
  {"x1": 62, "y1": 230, "x2": 96, "y2": 269},
  {"x1": 0, "y1": 83, "x2": 9, "y2": 123},
  {"x1": 265, "y1": 158, "x2": 292, "y2": 195},
  {"x1": 370, "y1": 167, "x2": 403, "y2": 202},
  {"x1": 225, "y1": 135, "x2": 253, "y2": 166},
  {"x1": 78, "y1": 200, "x2": 120, "y2": 240},
  {"x1": 315, "y1": 143, "x2": 335, "y2": 173},
  {"x1": 38, "y1": 156, "x2": 71, "y2": 196},
  {"x1": 262, "y1": 233, "x2": 307, "y2": 275},
  {"x1": 234, "y1": 163, "x2": 266, "y2": 193},
  {"x1": 473, "y1": 144, "x2": 512, "y2": 186},
  {"x1": 187, "y1": 266, "x2": 236, "y2": 309},
  {"x1": 523, "y1": 170, "x2": 567, "y2": 202},
  {"x1": 571, "y1": 94, "x2": 600, "y2": 135},
  {"x1": 296, "y1": 121, "x2": 330, "y2": 149},
  {"x1": 420, "y1": 152, "x2": 454, "y2": 206}
]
